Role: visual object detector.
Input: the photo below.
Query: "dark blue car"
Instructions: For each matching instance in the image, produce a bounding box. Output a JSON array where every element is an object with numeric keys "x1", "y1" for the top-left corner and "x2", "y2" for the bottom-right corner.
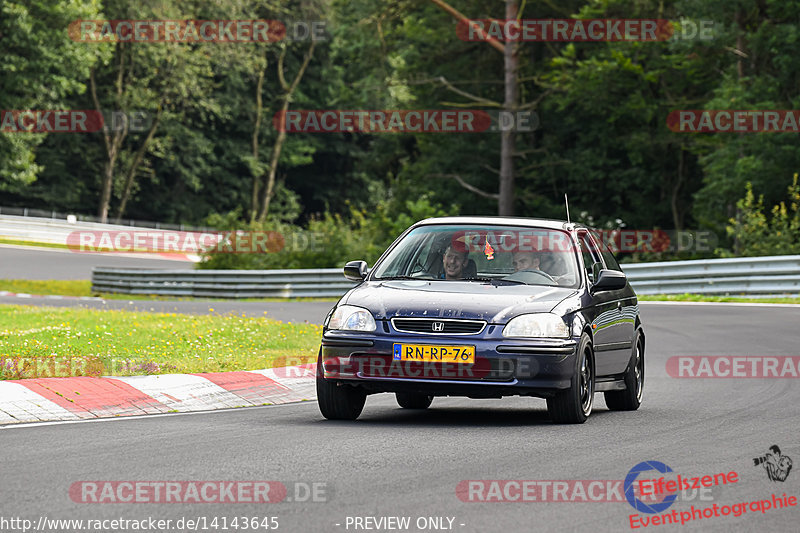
[{"x1": 317, "y1": 217, "x2": 644, "y2": 423}]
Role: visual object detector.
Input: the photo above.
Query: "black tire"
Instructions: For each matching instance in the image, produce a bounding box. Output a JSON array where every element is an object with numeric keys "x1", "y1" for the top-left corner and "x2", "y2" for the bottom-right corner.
[
  {"x1": 605, "y1": 329, "x2": 644, "y2": 411},
  {"x1": 396, "y1": 393, "x2": 433, "y2": 409},
  {"x1": 547, "y1": 333, "x2": 594, "y2": 424},
  {"x1": 316, "y1": 376, "x2": 366, "y2": 420}
]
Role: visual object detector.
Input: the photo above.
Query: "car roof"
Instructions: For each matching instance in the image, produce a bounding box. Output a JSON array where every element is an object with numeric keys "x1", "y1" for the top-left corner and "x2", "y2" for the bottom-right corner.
[{"x1": 413, "y1": 216, "x2": 585, "y2": 232}]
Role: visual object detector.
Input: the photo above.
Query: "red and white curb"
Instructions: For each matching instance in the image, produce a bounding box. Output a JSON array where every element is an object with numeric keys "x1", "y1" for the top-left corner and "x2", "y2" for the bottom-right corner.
[{"x1": 0, "y1": 364, "x2": 316, "y2": 425}]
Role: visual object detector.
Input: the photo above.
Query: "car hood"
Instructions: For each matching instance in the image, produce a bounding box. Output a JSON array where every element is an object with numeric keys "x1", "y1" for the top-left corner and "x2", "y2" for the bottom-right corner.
[{"x1": 341, "y1": 280, "x2": 578, "y2": 323}]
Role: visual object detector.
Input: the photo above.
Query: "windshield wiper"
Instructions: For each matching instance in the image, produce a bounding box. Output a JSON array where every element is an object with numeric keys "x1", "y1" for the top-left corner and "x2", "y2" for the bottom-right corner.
[
  {"x1": 375, "y1": 275, "x2": 427, "y2": 281},
  {"x1": 459, "y1": 276, "x2": 530, "y2": 286},
  {"x1": 491, "y1": 278, "x2": 527, "y2": 286}
]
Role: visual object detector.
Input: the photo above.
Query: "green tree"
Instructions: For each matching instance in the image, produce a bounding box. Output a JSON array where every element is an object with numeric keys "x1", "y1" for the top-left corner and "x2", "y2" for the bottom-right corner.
[
  {"x1": 0, "y1": 0, "x2": 105, "y2": 191},
  {"x1": 726, "y1": 174, "x2": 800, "y2": 256}
]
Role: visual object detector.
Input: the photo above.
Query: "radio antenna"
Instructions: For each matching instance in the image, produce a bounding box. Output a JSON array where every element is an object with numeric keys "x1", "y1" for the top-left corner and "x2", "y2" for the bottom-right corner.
[{"x1": 564, "y1": 193, "x2": 571, "y2": 224}]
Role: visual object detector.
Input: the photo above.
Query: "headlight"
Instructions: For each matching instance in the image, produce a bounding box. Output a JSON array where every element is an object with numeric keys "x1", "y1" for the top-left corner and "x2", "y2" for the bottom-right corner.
[
  {"x1": 502, "y1": 313, "x2": 569, "y2": 338},
  {"x1": 327, "y1": 305, "x2": 376, "y2": 332}
]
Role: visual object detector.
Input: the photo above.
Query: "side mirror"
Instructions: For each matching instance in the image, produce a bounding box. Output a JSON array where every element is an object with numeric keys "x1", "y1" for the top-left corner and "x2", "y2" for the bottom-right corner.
[
  {"x1": 591, "y1": 269, "x2": 627, "y2": 292},
  {"x1": 343, "y1": 260, "x2": 368, "y2": 282}
]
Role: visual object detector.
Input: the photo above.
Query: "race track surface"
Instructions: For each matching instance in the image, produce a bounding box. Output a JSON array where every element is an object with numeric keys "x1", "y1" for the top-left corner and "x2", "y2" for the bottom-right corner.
[
  {"x1": 0, "y1": 245, "x2": 191, "y2": 280},
  {"x1": 1, "y1": 303, "x2": 798, "y2": 532}
]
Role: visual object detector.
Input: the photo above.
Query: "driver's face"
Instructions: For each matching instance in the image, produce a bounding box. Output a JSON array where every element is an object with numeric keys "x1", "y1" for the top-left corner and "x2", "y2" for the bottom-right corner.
[
  {"x1": 443, "y1": 250, "x2": 468, "y2": 279},
  {"x1": 512, "y1": 253, "x2": 539, "y2": 272}
]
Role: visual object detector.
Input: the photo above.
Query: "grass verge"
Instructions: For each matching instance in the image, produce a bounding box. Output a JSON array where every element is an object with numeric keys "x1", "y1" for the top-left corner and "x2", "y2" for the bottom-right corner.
[
  {"x1": 0, "y1": 279, "x2": 92, "y2": 297},
  {"x1": 0, "y1": 304, "x2": 322, "y2": 380},
  {"x1": 0, "y1": 238, "x2": 70, "y2": 250},
  {"x1": 639, "y1": 294, "x2": 800, "y2": 304}
]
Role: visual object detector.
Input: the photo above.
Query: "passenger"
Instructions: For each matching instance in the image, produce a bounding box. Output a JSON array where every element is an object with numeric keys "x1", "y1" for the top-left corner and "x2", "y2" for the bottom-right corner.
[{"x1": 512, "y1": 251, "x2": 542, "y2": 272}]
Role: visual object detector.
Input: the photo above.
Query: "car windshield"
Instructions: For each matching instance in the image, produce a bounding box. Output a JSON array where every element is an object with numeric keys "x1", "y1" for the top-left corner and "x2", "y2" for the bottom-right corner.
[{"x1": 371, "y1": 224, "x2": 581, "y2": 288}]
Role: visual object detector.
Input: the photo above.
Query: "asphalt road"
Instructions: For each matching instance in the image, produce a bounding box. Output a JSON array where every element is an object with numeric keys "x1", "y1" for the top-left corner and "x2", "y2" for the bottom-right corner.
[
  {"x1": 0, "y1": 244, "x2": 191, "y2": 280},
  {"x1": 1, "y1": 302, "x2": 799, "y2": 532}
]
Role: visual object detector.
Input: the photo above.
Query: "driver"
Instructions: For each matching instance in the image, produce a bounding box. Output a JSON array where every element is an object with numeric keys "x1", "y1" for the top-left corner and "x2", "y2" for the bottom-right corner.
[
  {"x1": 442, "y1": 244, "x2": 469, "y2": 280},
  {"x1": 512, "y1": 251, "x2": 542, "y2": 272}
]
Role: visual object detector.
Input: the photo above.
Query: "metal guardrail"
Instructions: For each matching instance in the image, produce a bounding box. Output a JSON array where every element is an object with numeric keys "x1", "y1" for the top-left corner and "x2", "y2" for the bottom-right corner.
[
  {"x1": 621, "y1": 255, "x2": 800, "y2": 296},
  {"x1": 92, "y1": 267, "x2": 357, "y2": 298},
  {"x1": 0, "y1": 214, "x2": 213, "y2": 245},
  {"x1": 91, "y1": 255, "x2": 800, "y2": 299},
  {"x1": 0, "y1": 206, "x2": 210, "y2": 232}
]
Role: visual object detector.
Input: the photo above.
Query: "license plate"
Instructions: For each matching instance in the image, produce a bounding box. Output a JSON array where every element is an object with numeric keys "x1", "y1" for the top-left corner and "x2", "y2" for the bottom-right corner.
[{"x1": 393, "y1": 344, "x2": 475, "y2": 363}]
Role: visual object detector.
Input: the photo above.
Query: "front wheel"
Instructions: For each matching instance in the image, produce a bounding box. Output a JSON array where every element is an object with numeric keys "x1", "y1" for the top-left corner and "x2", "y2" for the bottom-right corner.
[
  {"x1": 396, "y1": 393, "x2": 433, "y2": 409},
  {"x1": 605, "y1": 330, "x2": 644, "y2": 411},
  {"x1": 547, "y1": 333, "x2": 594, "y2": 424},
  {"x1": 316, "y1": 376, "x2": 366, "y2": 420}
]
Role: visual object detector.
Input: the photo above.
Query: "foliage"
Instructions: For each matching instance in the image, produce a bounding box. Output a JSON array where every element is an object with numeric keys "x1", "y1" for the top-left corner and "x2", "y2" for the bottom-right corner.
[
  {"x1": 0, "y1": 0, "x2": 106, "y2": 189},
  {"x1": 199, "y1": 195, "x2": 456, "y2": 269},
  {"x1": 4, "y1": 0, "x2": 800, "y2": 261},
  {"x1": 724, "y1": 174, "x2": 800, "y2": 256}
]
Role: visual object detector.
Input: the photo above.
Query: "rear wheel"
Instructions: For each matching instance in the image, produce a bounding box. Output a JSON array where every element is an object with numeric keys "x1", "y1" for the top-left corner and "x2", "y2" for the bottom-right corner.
[
  {"x1": 316, "y1": 376, "x2": 366, "y2": 420},
  {"x1": 547, "y1": 333, "x2": 594, "y2": 424},
  {"x1": 396, "y1": 393, "x2": 433, "y2": 409},
  {"x1": 605, "y1": 330, "x2": 644, "y2": 411}
]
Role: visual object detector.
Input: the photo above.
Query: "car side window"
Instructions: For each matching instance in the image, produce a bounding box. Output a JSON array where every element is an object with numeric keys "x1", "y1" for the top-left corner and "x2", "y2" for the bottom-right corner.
[
  {"x1": 600, "y1": 244, "x2": 622, "y2": 271},
  {"x1": 579, "y1": 233, "x2": 603, "y2": 284}
]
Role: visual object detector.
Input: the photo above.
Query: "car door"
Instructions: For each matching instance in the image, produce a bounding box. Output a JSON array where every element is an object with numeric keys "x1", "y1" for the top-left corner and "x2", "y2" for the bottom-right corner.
[
  {"x1": 578, "y1": 230, "x2": 631, "y2": 377},
  {"x1": 595, "y1": 233, "x2": 636, "y2": 369}
]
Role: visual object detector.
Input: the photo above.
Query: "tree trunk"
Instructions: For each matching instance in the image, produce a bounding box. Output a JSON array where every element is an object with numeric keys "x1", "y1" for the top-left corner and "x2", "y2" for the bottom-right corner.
[
  {"x1": 670, "y1": 149, "x2": 684, "y2": 230},
  {"x1": 258, "y1": 99, "x2": 289, "y2": 221},
  {"x1": 498, "y1": 0, "x2": 518, "y2": 216},
  {"x1": 98, "y1": 160, "x2": 115, "y2": 222},
  {"x1": 91, "y1": 60, "x2": 127, "y2": 223},
  {"x1": 251, "y1": 53, "x2": 268, "y2": 222},
  {"x1": 256, "y1": 42, "x2": 315, "y2": 222},
  {"x1": 115, "y1": 107, "x2": 163, "y2": 222}
]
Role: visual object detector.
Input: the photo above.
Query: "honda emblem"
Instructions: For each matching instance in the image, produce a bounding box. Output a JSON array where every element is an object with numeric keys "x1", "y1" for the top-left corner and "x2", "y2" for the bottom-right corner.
[{"x1": 432, "y1": 322, "x2": 445, "y2": 332}]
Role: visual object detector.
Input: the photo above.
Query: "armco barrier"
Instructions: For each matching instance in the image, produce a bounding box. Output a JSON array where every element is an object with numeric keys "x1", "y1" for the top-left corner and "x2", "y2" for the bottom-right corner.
[
  {"x1": 91, "y1": 267, "x2": 357, "y2": 298},
  {"x1": 621, "y1": 255, "x2": 800, "y2": 296},
  {"x1": 90, "y1": 255, "x2": 800, "y2": 299}
]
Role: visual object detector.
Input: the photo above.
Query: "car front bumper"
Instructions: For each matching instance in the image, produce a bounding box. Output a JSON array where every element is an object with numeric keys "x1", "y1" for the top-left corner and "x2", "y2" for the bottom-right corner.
[{"x1": 319, "y1": 328, "x2": 579, "y2": 399}]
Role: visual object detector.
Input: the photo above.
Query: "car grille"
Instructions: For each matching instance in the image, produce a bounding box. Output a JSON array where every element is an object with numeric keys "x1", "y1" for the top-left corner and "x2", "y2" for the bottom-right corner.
[{"x1": 391, "y1": 318, "x2": 486, "y2": 335}]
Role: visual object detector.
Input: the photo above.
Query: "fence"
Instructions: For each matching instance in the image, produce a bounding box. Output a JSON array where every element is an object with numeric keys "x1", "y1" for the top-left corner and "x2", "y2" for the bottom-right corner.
[
  {"x1": 0, "y1": 206, "x2": 209, "y2": 232},
  {"x1": 0, "y1": 214, "x2": 210, "y2": 260},
  {"x1": 91, "y1": 267, "x2": 356, "y2": 298},
  {"x1": 90, "y1": 255, "x2": 800, "y2": 299},
  {"x1": 621, "y1": 255, "x2": 800, "y2": 296}
]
